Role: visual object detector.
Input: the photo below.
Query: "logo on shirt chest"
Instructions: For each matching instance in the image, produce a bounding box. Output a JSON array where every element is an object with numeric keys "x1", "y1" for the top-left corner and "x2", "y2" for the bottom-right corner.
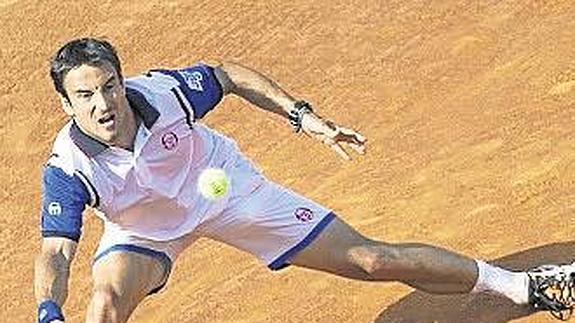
[{"x1": 161, "y1": 132, "x2": 179, "y2": 150}]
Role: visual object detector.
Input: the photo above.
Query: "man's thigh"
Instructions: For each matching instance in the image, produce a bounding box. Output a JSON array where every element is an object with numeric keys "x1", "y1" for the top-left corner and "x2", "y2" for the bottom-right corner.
[
  {"x1": 92, "y1": 223, "x2": 199, "y2": 297},
  {"x1": 92, "y1": 250, "x2": 169, "y2": 303},
  {"x1": 198, "y1": 180, "x2": 337, "y2": 270},
  {"x1": 89, "y1": 249, "x2": 170, "y2": 323}
]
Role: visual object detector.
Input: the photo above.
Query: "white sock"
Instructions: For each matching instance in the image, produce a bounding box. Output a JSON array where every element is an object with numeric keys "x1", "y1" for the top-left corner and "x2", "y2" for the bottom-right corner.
[{"x1": 471, "y1": 260, "x2": 529, "y2": 304}]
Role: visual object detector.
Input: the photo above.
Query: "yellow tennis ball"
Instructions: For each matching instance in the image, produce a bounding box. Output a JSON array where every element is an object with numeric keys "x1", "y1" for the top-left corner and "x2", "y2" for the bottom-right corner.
[{"x1": 198, "y1": 168, "x2": 230, "y2": 200}]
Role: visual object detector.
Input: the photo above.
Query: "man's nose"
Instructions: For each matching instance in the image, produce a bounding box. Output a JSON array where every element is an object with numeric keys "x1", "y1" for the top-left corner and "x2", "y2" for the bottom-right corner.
[{"x1": 93, "y1": 91, "x2": 113, "y2": 112}]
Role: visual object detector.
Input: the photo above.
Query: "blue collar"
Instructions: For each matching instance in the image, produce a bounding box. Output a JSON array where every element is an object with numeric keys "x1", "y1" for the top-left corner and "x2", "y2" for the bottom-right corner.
[{"x1": 69, "y1": 87, "x2": 159, "y2": 157}]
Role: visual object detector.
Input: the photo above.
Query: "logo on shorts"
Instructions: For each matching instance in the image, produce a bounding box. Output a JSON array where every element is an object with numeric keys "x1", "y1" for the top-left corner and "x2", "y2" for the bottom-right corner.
[
  {"x1": 294, "y1": 207, "x2": 314, "y2": 222},
  {"x1": 48, "y1": 202, "x2": 62, "y2": 216},
  {"x1": 161, "y1": 132, "x2": 179, "y2": 150},
  {"x1": 179, "y1": 70, "x2": 204, "y2": 92}
]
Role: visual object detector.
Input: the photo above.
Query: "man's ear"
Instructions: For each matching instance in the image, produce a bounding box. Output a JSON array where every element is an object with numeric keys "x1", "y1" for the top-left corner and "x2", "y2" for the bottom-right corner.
[{"x1": 60, "y1": 95, "x2": 74, "y2": 116}]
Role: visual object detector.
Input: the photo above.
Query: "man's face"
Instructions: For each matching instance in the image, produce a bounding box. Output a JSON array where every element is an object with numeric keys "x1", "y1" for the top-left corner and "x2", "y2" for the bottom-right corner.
[{"x1": 63, "y1": 63, "x2": 130, "y2": 145}]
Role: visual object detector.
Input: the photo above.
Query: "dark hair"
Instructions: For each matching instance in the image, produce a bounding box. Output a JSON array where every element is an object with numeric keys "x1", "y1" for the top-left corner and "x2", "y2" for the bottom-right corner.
[{"x1": 50, "y1": 38, "x2": 122, "y2": 99}]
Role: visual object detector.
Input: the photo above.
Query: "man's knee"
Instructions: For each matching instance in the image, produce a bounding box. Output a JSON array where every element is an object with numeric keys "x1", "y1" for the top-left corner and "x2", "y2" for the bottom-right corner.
[{"x1": 88, "y1": 285, "x2": 121, "y2": 323}]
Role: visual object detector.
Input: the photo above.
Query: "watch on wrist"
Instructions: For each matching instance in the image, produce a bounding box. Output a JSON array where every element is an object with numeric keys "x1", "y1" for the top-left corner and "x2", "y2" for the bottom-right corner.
[{"x1": 288, "y1": 100, "x2": 314, "y2": 133}]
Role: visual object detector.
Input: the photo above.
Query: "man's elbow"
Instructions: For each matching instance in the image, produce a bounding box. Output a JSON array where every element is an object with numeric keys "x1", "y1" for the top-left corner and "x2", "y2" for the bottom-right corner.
[{"x1": 214, "y1": 62, "x2": 238, "y2": 95}]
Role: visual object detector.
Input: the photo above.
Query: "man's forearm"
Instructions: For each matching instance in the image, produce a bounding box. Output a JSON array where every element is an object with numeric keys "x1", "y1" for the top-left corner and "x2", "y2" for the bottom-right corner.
[
  {"x1": 217, "y1": 62, "x2": 299, "y2": 118},
  {"x1": 34, "y1": 251, "x2": 71, "y2": 306}
]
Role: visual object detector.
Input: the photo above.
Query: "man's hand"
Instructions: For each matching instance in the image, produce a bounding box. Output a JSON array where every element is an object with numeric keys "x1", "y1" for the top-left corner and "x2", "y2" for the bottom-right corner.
[{"x1": 301, "y1": 113, "x2": 366, "y2": 160}]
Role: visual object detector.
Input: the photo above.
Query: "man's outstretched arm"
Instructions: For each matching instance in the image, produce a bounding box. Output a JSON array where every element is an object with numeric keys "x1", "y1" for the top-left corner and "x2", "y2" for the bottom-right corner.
[
  {"x1": 213, "y1": 62, "x2": 367, "y2": 160},
  {"x1": 35, "y1": 237, "x2": 77, "y2": 322}
]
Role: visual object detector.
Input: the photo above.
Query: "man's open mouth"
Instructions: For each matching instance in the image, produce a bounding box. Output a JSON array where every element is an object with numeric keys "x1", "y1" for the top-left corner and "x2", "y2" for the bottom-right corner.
[{"x1": 98, "y1": 115, "x2": 115, "y2": 125}]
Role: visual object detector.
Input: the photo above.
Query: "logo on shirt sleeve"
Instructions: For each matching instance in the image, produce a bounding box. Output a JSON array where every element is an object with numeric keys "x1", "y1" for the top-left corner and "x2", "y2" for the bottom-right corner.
[
  {"x1": 48, "y1": 202, "x2": 62, "y2": 216},
  {"x1": 179, "y1": 70, "x2": 204, "y2": 92},
  {"x1": 39, "y1": 309, "x2": 48, "y2": 320}
]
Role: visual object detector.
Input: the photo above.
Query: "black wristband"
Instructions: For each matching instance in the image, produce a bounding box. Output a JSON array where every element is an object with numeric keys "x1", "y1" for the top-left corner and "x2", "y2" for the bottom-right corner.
[
  {"x1": 38, "y1": 300, "x2": 64, "y2": 323},
  {"x1": 288, "y1": 100, "x2": 313, "y2": 133}
]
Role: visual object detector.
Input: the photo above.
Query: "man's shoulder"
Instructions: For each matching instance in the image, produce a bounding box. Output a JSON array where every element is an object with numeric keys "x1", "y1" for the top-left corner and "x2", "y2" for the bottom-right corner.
[
  {"x1": 126, "y1": 63, "x2": 223, "y2": 123},
  {"x1": 126, "y1": 63, "x2": 217, "y2": 97},
  {"x1": 46, "y1": 122, "x2": 90, "y2": 175},
  {"x1": 125, "y1": 69, "x2": 199, "y2": 129}
]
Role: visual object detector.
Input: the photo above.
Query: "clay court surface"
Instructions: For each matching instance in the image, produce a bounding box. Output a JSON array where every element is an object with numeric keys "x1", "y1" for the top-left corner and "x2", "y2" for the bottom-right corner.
[{"x1": 2, "y1": 0, "x2": 575, "y2": 322}]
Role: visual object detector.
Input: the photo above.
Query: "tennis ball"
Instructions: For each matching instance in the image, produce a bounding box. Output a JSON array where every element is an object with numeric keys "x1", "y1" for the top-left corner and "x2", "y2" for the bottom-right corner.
[{"x1": 198, "y1": 168, "x2": 230, "y2": 200}]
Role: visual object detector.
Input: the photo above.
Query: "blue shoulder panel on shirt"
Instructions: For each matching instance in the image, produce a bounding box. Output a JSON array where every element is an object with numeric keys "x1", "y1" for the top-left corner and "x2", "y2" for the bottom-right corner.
[
  {"x1": 156, "y1": 64, "x2": 224, "y2": 119},
  {"x1": 41, "y1": 166, "x2": 89, "y2": 242}
]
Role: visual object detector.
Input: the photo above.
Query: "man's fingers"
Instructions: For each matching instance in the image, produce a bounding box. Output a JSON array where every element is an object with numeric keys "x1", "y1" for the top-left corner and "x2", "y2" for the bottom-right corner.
[
  {"x1": 348, "y1": 141, "x2": 366, "y2": 154},
  {"x1": 351, "y1": 132, "x2": 366, "y2": 144},
  {"x1": 313, "y1": 123, "x2": 365, "y2": 160},
  {"x1": 331, "y1": 128, "x2": 366, "y2": 155},
  {"x1": 330, "y1": 142, "x2": 351, "y2": 160},
  {"x1": 340, "y1": 127, "x2": 366, "y2": 143},
  {"x1": 335, "y1": 128, "x2": 367, "y2": 147}
]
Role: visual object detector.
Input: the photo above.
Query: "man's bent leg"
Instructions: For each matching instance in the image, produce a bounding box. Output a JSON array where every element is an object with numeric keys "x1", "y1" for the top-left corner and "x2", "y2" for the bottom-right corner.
[
  {"x1": 86, "y1": 249, "x2": 170, "y2": 323},
  {"x1": 289, "y1": 216, "x2": 480, "y2": 294}
]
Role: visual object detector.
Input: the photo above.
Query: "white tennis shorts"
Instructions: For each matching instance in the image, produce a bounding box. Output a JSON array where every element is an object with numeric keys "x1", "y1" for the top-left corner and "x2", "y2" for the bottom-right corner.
[{"x1": 94, "y1": 174, "x2": 336, "y2": 272}]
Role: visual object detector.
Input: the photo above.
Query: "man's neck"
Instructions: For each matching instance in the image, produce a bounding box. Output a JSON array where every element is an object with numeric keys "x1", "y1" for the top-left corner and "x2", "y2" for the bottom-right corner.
[{"x1": 116, "y1": 109, "x2": 140, "y2": 152}]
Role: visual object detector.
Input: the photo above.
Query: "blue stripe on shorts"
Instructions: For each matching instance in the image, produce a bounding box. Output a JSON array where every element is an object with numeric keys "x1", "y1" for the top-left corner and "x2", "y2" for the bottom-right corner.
[{"x1": 268, "y1": 212, "x2": 336, "y2": 271}]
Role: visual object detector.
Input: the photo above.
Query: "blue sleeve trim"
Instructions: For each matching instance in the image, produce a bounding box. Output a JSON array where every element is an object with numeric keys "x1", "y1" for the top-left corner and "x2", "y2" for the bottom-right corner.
[
  {"x1": 268, "y1": 212, "x2": 337, "y2": 271},
  {"x1": 75, "y1": 170, "x2": 100, "y2": 208},
  {"x1": 154, "y1": 64, "x2": 223, "y2": 119},
  {"x1": 41, "y1": 230, "x2": 81, "y2": 242},
  {"x1": 93, "y1": 244, "x2": 172, "y2": 295},
  {"x1": 38, "y1": 299, "x2": 64, "y2": 323},
  {"x1": 41, "y1": 166, "x2": 89, "y2": 241},
  {"x1": 170, "y1": 87, "x2": 193, "y2": 128}
]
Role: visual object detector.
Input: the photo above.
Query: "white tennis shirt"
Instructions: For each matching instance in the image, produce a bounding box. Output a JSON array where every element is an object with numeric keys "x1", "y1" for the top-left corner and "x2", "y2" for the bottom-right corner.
[{"x1": 40, "y1": 63, "x2": 252, "y2": 241}]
